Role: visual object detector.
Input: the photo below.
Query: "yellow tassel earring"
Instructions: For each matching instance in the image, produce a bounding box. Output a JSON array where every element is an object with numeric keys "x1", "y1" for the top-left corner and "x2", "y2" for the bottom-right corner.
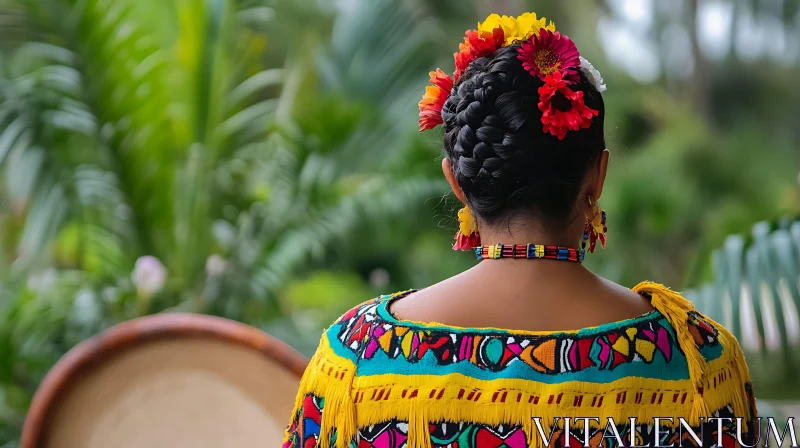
[
  {"x1": 453, "y1": 205, "x2": 481, "y2": 251},
  {"x1": 582, "y1": 197, "x2": 607, "y2": 253}
]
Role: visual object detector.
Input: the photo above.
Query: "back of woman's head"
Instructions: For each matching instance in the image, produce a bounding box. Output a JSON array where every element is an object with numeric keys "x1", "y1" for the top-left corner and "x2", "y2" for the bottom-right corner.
[{"x1": 420, "y1": 15, "x2": 607, "y2": 229}]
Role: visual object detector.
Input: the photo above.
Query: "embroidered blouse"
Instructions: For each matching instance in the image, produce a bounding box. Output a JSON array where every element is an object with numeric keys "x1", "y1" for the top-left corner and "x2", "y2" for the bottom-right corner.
[{"x1": 282, "y1": 282, "x2": 757, "y2": 448}]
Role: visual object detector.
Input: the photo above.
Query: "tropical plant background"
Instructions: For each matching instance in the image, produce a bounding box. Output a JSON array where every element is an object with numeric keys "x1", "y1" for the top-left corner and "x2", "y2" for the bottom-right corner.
[{"x1": 0, "y1": 0, "x2": 798, "y2": 443}]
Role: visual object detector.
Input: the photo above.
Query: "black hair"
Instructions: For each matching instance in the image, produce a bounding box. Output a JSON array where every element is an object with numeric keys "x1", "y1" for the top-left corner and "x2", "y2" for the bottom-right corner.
[{"x1": 440, "y1": 44, "x2": 606, "y2": 228}]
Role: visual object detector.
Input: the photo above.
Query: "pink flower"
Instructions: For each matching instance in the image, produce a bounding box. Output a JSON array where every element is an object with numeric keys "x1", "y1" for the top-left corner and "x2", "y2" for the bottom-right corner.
[
  {"x1": 517, "y1": 29, "x2": 581, "y2": 83},
  {"x1": 132, "y1": 255, "x2": 167, "y2": 296}
]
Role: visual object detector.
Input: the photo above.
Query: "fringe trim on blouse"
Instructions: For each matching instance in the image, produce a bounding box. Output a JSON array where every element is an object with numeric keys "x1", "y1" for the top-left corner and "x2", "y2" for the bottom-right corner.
[{"x1": 284, "y1": 281, "x2": 754, "y2": 448}]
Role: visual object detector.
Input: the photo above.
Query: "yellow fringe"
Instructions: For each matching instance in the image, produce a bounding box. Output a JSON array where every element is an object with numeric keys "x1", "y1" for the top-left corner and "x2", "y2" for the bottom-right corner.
[
  {"x1": 633, "y1": 281, "x2": 711, "y2": 422},
  {"x1": 634, "y1": 281, "x2": 752, "y2": 429},
  {"x1": 352, "y1": 357, "x2": 744, "y2": 438},
  {"x1": 701, "y1": 313, "x2": 755, "y2": 430},
  {"x1": 285, "y1": 333, "x2": 358, "y2": 448},
  {"x1": 284, "y1": 282, "x2": 754, "y2": 447}
]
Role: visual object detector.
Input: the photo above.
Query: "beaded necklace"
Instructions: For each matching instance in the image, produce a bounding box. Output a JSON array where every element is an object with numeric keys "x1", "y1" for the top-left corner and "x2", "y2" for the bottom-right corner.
[{"x1": 475, "y1": 243, "x2": 585, "y2": 263}]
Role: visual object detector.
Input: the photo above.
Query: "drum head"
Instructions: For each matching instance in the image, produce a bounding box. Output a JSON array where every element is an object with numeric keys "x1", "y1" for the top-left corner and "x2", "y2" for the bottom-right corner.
[{"x1": 22, "y1": 314, "x2": 308, "y2": 448}]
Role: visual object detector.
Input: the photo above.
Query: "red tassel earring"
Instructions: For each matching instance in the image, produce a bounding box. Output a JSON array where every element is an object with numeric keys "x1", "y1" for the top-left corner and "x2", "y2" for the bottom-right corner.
[
  {"x1": 453, "y1": 205, "x2": 481, "y2": 251},
  {"x1": 582, "y1": 197, "x2": 607, "y2": 253}
]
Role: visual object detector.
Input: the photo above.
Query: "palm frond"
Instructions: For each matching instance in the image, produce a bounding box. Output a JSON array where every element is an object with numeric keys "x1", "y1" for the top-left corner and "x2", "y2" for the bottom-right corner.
[
  {"x1": 685, "y1": 219, "x2": 800, "y2": 396},
  {"x1": 249, "y1": 176, "x2": 447, "y2": 305}
]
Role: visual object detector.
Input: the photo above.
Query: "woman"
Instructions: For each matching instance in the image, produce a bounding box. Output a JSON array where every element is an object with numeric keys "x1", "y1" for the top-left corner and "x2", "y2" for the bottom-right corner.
[{"x1": 283, "y1": 12, "x2": 757, "y2": 448}]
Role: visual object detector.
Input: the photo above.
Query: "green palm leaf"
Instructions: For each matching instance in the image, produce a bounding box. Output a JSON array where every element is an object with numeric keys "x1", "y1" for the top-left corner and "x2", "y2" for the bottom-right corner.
[{"x1": 685, "y1": 218, "x2": 800, "y2": 397}]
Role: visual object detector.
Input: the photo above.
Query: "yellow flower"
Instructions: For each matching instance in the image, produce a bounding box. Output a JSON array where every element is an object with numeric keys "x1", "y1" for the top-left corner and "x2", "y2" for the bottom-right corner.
[
  {"x1": 514, "y1": 12, "x2": 556, "y2": 44},
  {"x1": 478, "y1": 12, "x2": 557, "y2": 47},
  {"x1": 478, "y1": 13, "x2": 517, "y2": 41},
  {"x1": 457, "y1": 206, "x2": 478, "y2": 236},
  {"x1": 591, "y1": 212, "x2": 605, "y2": 235}
]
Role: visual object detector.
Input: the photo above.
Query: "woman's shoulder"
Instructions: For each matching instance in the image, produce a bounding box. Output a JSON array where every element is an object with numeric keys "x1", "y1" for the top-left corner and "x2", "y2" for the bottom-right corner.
[
  {"x1": 300, "y1": 285, "x2": 754, "y2": 436},
  {"x1": 325, "y1": 286, "x2": 686, "y2": 377},
  {"x1": 324, "y1": 283, "x2": 745, "y2": 366},
  {"x1": 317, "y1": 291, "x2": 413, "y2": 363}
]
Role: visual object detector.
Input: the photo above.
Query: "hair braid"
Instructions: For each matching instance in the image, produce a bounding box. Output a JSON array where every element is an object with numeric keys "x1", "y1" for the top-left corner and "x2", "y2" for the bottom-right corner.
[{"x1": 441, "y1": 45, "x2": 606, "y2": 225}]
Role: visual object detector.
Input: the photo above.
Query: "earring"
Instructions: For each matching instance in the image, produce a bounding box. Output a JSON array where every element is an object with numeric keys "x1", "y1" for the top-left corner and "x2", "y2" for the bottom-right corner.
[
  {"x1": 453, "y1": 205, "x2": 481, "y2": 251},
  {"x1": 582, "y1": 197, "x2": 607, "y2": 253}
]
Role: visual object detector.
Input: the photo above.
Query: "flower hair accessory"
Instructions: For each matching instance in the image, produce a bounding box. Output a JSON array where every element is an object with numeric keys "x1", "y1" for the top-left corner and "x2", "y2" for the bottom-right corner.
[
  {"x1": 538, "y1": 72, "x2": 598, "y2": 140},
  {"x1": 579, "y1": 56, "x2": 607, "y2": 92},
  {"x1": 418, "y1": 69, "x2": 454, "y2": 131},
  {"x1": 418, "y1": 12, "x2": 606, "y2": 140},
  {"x1": 517, "y1": 28, "x2": 580, "y2": 83}
]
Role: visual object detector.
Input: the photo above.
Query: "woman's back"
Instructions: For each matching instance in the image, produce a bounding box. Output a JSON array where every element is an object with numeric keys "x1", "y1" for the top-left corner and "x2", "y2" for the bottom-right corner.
[
  {"x1": 283, "y1": 283, "x2": 756, "y2": 447},
  {"x1": 388, "y1": 258, "x2": 653, "y2": 333},
  {"x1": 282, "y1": 10, "x2": 757, "y2": 447}
]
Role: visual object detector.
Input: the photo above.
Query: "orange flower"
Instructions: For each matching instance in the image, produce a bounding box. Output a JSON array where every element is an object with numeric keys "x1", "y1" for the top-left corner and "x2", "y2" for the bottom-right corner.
[
  {"x1": 453, "y1": 27, "x2": 505, "y2": 81},
  {"x1": 418, "y1": 69, "x2": 454, "y2": 132}
]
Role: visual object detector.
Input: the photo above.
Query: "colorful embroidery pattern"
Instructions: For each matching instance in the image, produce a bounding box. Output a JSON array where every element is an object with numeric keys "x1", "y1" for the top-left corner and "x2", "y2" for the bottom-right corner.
[
  {"x1": 687, "y1": 310, "x2": 719, "y2": 348},
  {"x1": 353, "y1": 421, "x2": 527, "y2": 448},
  {"x1": 284, "y1": 283, "x2": 756, "y2": 448},
  {"x1": 283, "y1": 395, "x2": 338, "y2": 448},
  {"x1": 286, "y1": 395, "x2": 757, "y2": 447},
  {"x1": 283, "y1": 395, "x2": 320, "y2": 448},
  {"x1": 336, "y1": 293, "x2": 684, "y2": 374},
  {"x1": 354, "y1": 421, "x2": 409, "y2": 448}
]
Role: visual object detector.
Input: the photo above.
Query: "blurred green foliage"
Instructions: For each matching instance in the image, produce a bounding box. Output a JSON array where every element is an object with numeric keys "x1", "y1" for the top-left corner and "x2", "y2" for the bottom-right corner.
[
  {"x1": 686, "y1": 219, "x2": 800, "y2": 399},
  {"x1": 0, "y1": 0, "x2": 798, "y2": 442}
]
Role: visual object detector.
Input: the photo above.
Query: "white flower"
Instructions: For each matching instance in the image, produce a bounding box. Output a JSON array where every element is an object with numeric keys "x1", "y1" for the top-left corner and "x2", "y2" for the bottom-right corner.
[
  {"x1": 72, "y1": 289, "x2": 100, "y2": 326},
  {"x1": 579, "y1": 56, "x2": 607, "y2": 93},
  {"x1": 132, "y1": 256, "x2": 167, "y2": 295},
  {"x1": 205, "y1": 254, "x2": 228, "y2": 277},
  {"x1": 101, "y1": 286, "x2": 119, "y2": 304},
  {"x1": 27, "y1": 268, "x2": 58, "y2": 293},
  {"x1": 368, "y1": 268, "x2": 390, "y2": 289}
]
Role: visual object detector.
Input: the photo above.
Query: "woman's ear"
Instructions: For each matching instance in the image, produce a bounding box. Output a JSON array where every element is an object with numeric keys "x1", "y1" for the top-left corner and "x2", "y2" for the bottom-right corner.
[
  {"x1": 579, "y1": 149, "x2": 610, "y2": 219},
  {"x1": 442, "y1": 158, "x2": 468, "y2": 205},
  {"x1": 594, "y1": 149, "x2": 610, "y2": 201}
]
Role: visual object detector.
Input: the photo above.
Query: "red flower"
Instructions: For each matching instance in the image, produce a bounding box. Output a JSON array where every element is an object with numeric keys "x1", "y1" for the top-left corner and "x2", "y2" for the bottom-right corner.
[
  {"x1": 538, "y1": 71, "x2": 599, "y2": 140},
  {"x1": 517, "y1": 28, "x2": 581, "y2": 83},
  {"x1": 418, "y1": 69, "x2": 454, "y2": 131},
  {"x1": 453, "y1": 230, "x2": 481, "y2": 251},
  {"x1": 453, "y1": 27, "x2": 505, "y2": 81}
]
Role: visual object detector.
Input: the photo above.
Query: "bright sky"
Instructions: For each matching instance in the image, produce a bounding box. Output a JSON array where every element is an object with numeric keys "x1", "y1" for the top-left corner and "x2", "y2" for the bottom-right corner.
[
  {"x1": 333, "y1": 0, "x2": 799, "y2": 80},
  {"x1": 600, "y1": 0, "x2": 799, "y2": 80}
]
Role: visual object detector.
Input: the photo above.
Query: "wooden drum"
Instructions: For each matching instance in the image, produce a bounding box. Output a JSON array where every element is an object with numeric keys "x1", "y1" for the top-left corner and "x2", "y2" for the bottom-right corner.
[{"x1": 21, "y1": 314, "x2": 308, "y2": 448}]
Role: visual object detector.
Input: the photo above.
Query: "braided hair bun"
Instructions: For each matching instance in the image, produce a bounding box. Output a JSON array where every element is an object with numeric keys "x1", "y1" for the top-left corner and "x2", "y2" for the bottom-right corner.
[{"x1": 440, "y1": 45, "x2": 606, "y2": 226}]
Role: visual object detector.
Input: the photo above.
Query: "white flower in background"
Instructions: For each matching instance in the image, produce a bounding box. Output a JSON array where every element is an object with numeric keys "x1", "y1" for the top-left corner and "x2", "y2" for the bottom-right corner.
[
  {"x1": 205, "y1": 254, "x2": 228, "y2": 277},
  {"x1": 101, "y1": 286, "x2": 119, "y2": 304},
  {"x1": 369, "y1": 268, "x2": 390, "y2": 289},
  {"x1": 579, "y1": 57, "x2": 607, "y2": 93},
  {"x1": 132, "y1": 256, "x2": 167, "y2": 296},
  {"x1": 27, "y1": 268, "x2": 58, "y2": 293},
  {"x1": 72, "y1": 289, "x2": 100, "y2": 326}
]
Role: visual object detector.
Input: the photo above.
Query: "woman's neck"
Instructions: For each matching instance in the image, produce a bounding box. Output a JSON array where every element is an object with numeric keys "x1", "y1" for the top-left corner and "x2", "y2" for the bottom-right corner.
[{"x1": 477, "y1": 219, "x2": 584, "y2": 249}]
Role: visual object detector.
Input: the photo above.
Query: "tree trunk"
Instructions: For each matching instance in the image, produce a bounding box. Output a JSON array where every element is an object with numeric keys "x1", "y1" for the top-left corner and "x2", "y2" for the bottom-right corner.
[{"x1": 688, "y1": 0, "x2": 711, "y2": 118}]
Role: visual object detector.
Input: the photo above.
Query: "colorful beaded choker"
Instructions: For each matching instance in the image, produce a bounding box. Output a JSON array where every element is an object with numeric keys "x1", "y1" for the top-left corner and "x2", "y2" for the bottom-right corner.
[{"x1": 475, "y1": 243, "x2": 585, "y2": 263}]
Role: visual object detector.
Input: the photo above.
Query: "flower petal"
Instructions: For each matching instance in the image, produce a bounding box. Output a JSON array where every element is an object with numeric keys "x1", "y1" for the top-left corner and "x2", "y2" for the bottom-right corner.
[
  {"x1": 418, "y1": 69, "x2": 454, "y2": 132},
  {"x1": 516, "y1": 29, "x2": 581, "y2": 82},
  {"x1": 537, "y1": 72, "x2": 599, "y2": 140}
]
